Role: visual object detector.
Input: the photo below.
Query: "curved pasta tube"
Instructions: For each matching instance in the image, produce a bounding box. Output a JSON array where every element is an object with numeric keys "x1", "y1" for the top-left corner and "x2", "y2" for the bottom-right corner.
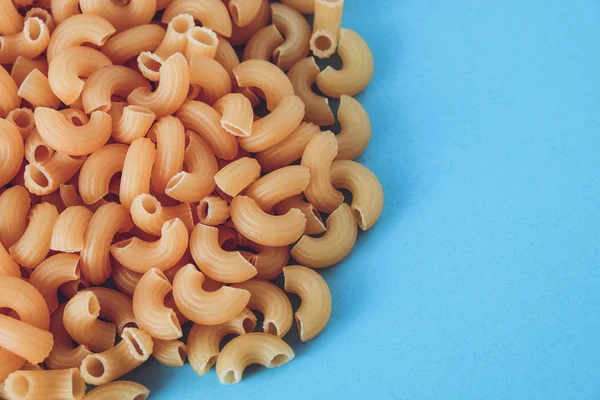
[
  {"x1": 29, "y1": 254, "x2": 80, "y2": 313},
  {"x1": 288, "y1": 57, "x2": 334, "y2": 126},
  {"x1": 185, "y1": 26, "x2": 219, "y2": 60},
  {"x1": 301, "y1": 131, "x2": 344, "y2": 213},
  {"x1": 240, "y1": 95, "x2": 305, "y2": 152},
  {"x1": 173, "y1": 264, "x2": 250, "y2": 325},
  {"x1": 82, "y1": 381, "x2": 149, "y2": 400},
  {"x1": 25, "y1": 8, "x2": 56, "y2": 33},
  {"x1": 154, "y1": 13, "x2": 195, "y2": 59},
  {"x1": 46, "y1": 14, "x2": 115, "y2": 62},
  {"x1": 80, "y1": 328, "x2": 153, "y2": 385},
  {"x1": 150, "y1": 116, "x2": 185, "y2": 193},
  {"x1": 120, "y1": 138, "x2": 156, "y2": 210},
  {"x1": 215, "y1": 157, "x2": 261, "y2": 196},
  {"x1": 0, "y1": 17, "x2": 50, "y2": 64},
  {"x1": 51, "y1": 0, "x2": 81, "y2": 24},
  {"x1": 111, "y1": 219, "x2": 189, "y2": 273},
  {"x1": 4, "y1": 368, "x2": 86, "y2": 400},
  {"x1": 50, "y1": 206, "x2": 93, "y2": 253},
  {"x1": 10, "y1": 56, "x2": 47, "y2": 89},
  {"x1": 102, "y1": 24, "x2": 166, "y2": 65},
  {"x1": 17, "y1": 68, "x2": 59, "y2": 109},
  {"x1": 334, "y1": 95, "x2": 372, "y2": 160},
  {"x1": 9, "y1": 202, "x2": 59, "y2": 269},
  {"x1": 197, "y1": 196, "x2": 229, "y2": 226},
  {"x1": 231, "y1": 280, "x2": 293, "y2": 337},
  {"x1": 229, "y1": 0, "x2": 262, "y2": 27},
  {"x1": 283, "y1": 265, "x2": 331, "y2": 341},
  {"x1": 84, "y1": 287, "x2": 138, "y2": 334},
  {"x1": 189, "y1": 54, "x2": 232, "y2": 105},
  {"x1": 80, "y1": 203, "x2": 133, "y2": 285},
  {"x1": 213, "y1": 93, "x2": 253, "y2": 137},
  {"x1": 0, "y1": 314, "x2": 54, "y2": 364},
  {"x1": 131, "y1": 194, "x2": 193, "y2": 236},
  {"x1": 136, "y1": 51, "x2": 163, "y2": 82},
  {"x1": 274, "y1": 195, "x2": 326, "y2": 235},
  {"x1": 152, "y1": 339, "x2": 187, "y2": 367},
  {"x1": 233, "y1": 60, "x2": 294, "y2": 111},
  {"x1": 48, "y1": 46, "x2": 113, "y2": 105},
  {"x1": 176, "y1": 100, "x2": 238, "y2": 160},
  {"x1": 133, "y1": 268, "x2": 182, "y2": 340},
  {"x1": 82, "y1": 66, "x2": 151, "y2": 113},
  {"x1": 230, "y1": 196, "x2": 306, "y2": 247},
  {"x1": 46, "y1": 304, "x2": 92, "y2": 370},
  {"x1": 282, "y1": 0, "x2": 314, "y2": 14},
  {"x1": 24, "y1": 152, "x2": 86, "y2": 196},
  {"x1": 245, "y1": 166, "x2": 310, "y2": 212},
  {"x1": 128, "y1": 53, "x2": 190, "y2": 119},
  {"x1": 190, "y1": 224, "x2": 256, "y2": 284},
  {"x1": 34, "y1": 108, "x2": 112, "y2": 156},
  {"x1": 316, "y1": 28, "x2": 374, "y2": 97},
  {"x1": 229, "y1": 0, "x2": 270, "y2": 46},
  {"x1": 111, "y1": 261, "x2": 142, "y2": 298},
  {"x1": 0, "y1": 241, "x2": 19, "y2": 278},
  {"x1": 255, "y1": 122, "x2": 320, "y2": 173},
  {"x1": 0, "y1": 0, "x2": 23, "y2": 35},
  {"x1": 78, "y1": 144, "x2": 128, "y2": 205},
  {"x1": 242, "y1": 24, "x2": 284, "y2": 62},
  {"x1": 291, "y1": 203, "x2": 357, "y2": 268},
  {"x1": 162, "y1": 0, "x2": 232, "y2": 37},
  {"x1": 109, "y1": 104, "x2": 156, "y2": 144},
  {"x1": 187, "y1": 308, "x2": 256, "y2": 375},
  {"x1": 272, "y1": 3, "x2": 311, "y2": 71},
  {"x1": 59, "y1": 278, "x2": 90, "y2": 300},
  {"x1": 310, "y1": 0, "x2": 344, "y2": 58},
  {"x1": 0, "y1": 186, "x2": 30, "y2": 248},
  {"x1": 63, "y1": 291, "x2": 116, "y2": 352},
  {"x1": 165, "y1": 131, "x2": 217, "y2": 203},
  {"x1": 79, "y1": 0, "x2": 157, "y2": 32},
  {"x1": 239, "y1": 240, "x2": 290, "y2": 281},
  {"x1": 329, "y1": 160, "x2": 384, "y2": 230},
  {"x1": 6, "y1": 108, "x2": 35, "y2": 140},
  {"x1": 0, "y1": 118, "x2": 24, "y2": 186},
  {"x1": 216, "y1": 333, "x2": 294, "y2": 384},
  {"x1": 0, "y1": 65, "x2": 20, "y2": 119},
  {"x1": 214, "y1": 36, "x2": 239, "y2": 76}
]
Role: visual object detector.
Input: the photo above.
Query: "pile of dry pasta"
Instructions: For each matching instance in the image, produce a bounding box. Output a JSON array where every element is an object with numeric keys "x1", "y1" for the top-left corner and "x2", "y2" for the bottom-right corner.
[{"x1": 0, "y1": 0, "x2": 383, "y2": 398}]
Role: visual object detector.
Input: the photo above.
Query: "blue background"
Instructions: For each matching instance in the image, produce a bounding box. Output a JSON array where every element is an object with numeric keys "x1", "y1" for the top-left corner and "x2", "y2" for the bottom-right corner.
[{"x1": 130, "y1": 1, "x2": 600, "y2": 398}]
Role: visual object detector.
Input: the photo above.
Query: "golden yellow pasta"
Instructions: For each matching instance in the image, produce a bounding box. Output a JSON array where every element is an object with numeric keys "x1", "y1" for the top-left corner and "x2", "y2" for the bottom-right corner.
[
  {"x1": 197, "y1": 196, "x2": 230, "y2": 226},
  {"x1": 189, "y1": 54, "x2": 233, "y2": 105},
  {"x1": 242, "y1": 24, "x2": 284, "y2": 62},
  {"x1": 0, "y1": 186, "x2": 30, "y2": 249},
  {"x1": 4, "y1": 368, "x2": 86, "y2": 400},
  {"x1": 78, "y1": 144, "x2": 128, "y2": 205},
  {"x1": 84, "y1": 287, "x2": 138, "y2": 334},
  {"x1": 329, "y1": 160, "x2": 384, "y2": 230},
  {"x1": 0, "y1": 17, "x2": 50, "y2": 64},
  {"x1": 212, "y1": 93, "x2": 253, "y2": 138},
  {"x1": 149, "y1": 116, "x2": 185, "y2": 193},
  {"x1": 162, "y1": 0, "x2": 232, "y2": 37},
  {"x1": 79, "y1": 327, "x2": 154, "y2": 385},
  {"x1": 82, "y1": 66, "x2": 150, "y2": 113},
  {"x1": 301, "y1": 130, "x2": 344, "y2": 213},
  {"x1": 25, "y1": 8, "x2": 56, "y2": 33},
  {"x1": 154, "y1": 13, "x2": 194, "y2": 59},
  {"x1": 172, "y1": 264, "x2": 251, "y2": 325},
  {"x1": 216, "y1": 333, "x2": 294, "y2": 384},
  {"x1": 283, "y1": 265, "x2": 332, "y2": 341},
  {"x1": 255, "y1": 122, "x2": 320, "y2": 173},
  {"x1": 133, "y1": 268, "x2": 182, "y2": 340},
  {"x1": 50, "y1": 205, "x2": 93, "y2": 252},
  {"x1": 229, "y1": 0, "x2": 270, "y2": 46},
  {"x1": 0, "y1": 118, "x2": 25, "y2": 186},
  {"x1": 136, "y1": 51, "x2": 163, "y2": 82},
  {"x1": 228, "y1": 0, "x2": 262, "y2": 27},
  {"x1": 282, "y1": 0, "x2": 314, "y2": 14},
  {"x1": 335, "y1": 95, "x2": 372, "y2": 160},
  {"x1": 109, "y1": 104, "x2": 156, "y2": 144},
  {"x1": 24, "y1": 152, "x2": 86, "y2": 196},
  {"x1": 119, "y1": 138, "x2": 156, "y2": 210},
  {"x1": 17, "y1": 68, "x2": 60, "y2": 109},
  {"x1": 214, "y1": 36, "x2": 240, "y2": 77},
  {"x1": 310, "y1": 0, "x2": 344, "y2": 58},
  {"x1": 272, "y1": 3, "x2": 311, "y2": 71},
  {"x1": 111, "y1": 261, "x2": 142, "y2": 298},
  {"x1": 274, "y1": 195, "x2": 326, "y2": 235},
  {"x1": 214, "y1": 157, "x2": 261, "y2": 197},
  {"x1": 238, "y1": 236, "x2": 290, "y2": 280},
  {"x1": 102, "y1": 24, "x2": 166, "y2": 65},
  {"x1": 51, "y1": 0, "x2": 81, "y2": 24},
  {"x1": 233, "y1": 59, "x2": 295, "y2": 111},
  {"x1": 130, "y1": 194, "x2": 193, "y2": 236},
  {"x1": 288, "y1": 57, "x2": 335, "y2": 126},
  {"x1": 185, "y1": 26, "x2": 219, "y2": 60},
  {"x1": 0, "y1": 315, "x2": 53, "y2": 364},
  {"x1": 189, "y1": 223, "x2": 257, "y2": 283},
  {"x1": 187, "y1": 308, "x2": 256, "y2": 376},
  {"x1": 316, "y1": 28, "x2": 374, "y2": 97},
  {"x1": 82, "y1": 381, "x2": 150, "y2": 400},
  {"x1": 0, "y1": 0, "x2": 24, "y2": 36},
  {"x1": 0, "y1": 65, "x2": 20, "y2": 118},
  {"x1": 29, "y1": 253, "x2": 80, "y2": 312},
  {"x1": 6, "y1": 108, "x2": 35, "y2": 140},
  {"x1": 9, "y1": 202, "x2": 58, "y2": 269},
  {"x1": 10, "y1": 56, "x2": 48, "y2": 87},
  {"x1": 63, "y1": 291, "x2": 116, "y2": 352},
  {"x1": 152, "y1": 339, "x2": 187, "y2": 367},
  {"x1": 79, "y1": 0, "x2": 157, "y2": 32},
  {"x1": 246, "y1": 165, "x2": 311, "y2": 211},
  {"x1": 230, "y1": 195, "x2": 307, "y2": 247},
  {"x1": 59, "y1": 278, "x2": 89, "y2": 300},
  {"x1": 46, "y1": 304, "x2": 92, "y2": 370},
  {"x1": 24, "y1": 128, "x2": 53, "y2": 165},
  {"x1": 0, "y1": 241, "x2": 20, "y2": 278}
]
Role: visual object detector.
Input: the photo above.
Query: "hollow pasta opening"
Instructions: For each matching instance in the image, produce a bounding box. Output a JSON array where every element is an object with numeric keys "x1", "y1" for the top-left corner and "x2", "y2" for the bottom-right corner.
[
  {"x1": 139, "y1": 53, "x2": 163, "y2": 74},
  {"x1": 205, "y1": 355, "x2": 217, "y2": 372},
  {"x1": 270, "y1": 354, "x2": 290, "y2": 367},
  {"x1": 222, "y1": 370, "x2": 238, "y2": 384},
  {"x1": 187, "y1": 84, "x2": 202, "y2": 101},
  {"x1": 221, "y1": 237, "x2": 237, "y2": 251},
  {"x1": 25, "y1": 19, "x2": 43, "y2": 42},
  {"x1": 124, "y1": 331, "x2": 146, "y2": 357},
  {"x1": 243, "y1": 317, "x2": 255, "y2": 333},
  {"x1": 141, "y1": 196, "x2": 158, "y2": 214},
  {"x1": 123, "y1": 321, "x2": 139, "y2": 330},
  {"x1": 10, "y1": 110, "x2": 32, "y2": 128},
  {"x1": 198, "y1": 200, "x2": 209, "y2": 221},
  {"x1": 84, "y1": 357, "x2": 106, "y2": 378},
  {"x1": 133, "y1": 394, "x2": 149, "y2": 400},
  {"x1": 314, "y1": 35, "x2": 333, "y2": 53},
  {"x1": 177, "y1": 345, "x2": 186, "y2": 363},
  {"x1": 171, "y1": 16, "x2": 192, "y2": 34},
  {"x1": 71, "y1": 370, "x2": 86, "y2": 398},
  {"x1": 33, "y1": 145, "x2": 51, "y2": 163},
  {"x1": 112, "y1": 238, "x2": 134, "y2": 249},
  {"x1": 88, "y1": 295, "x2": 101, "y2": 316},
  {"x1": 188, "y1": 28, "x2": 218, "y2": 46},
  {"x1": 295, "y1": 314, "x2": 303, "y2": 337},
  {"x1": 265, "y1": 321, "x2": 278, "y2": 336},
  {"x1": 28, "y1": 165, "x2": 49, "y2": 188},
  {"x1": 8, "y1": 375, "x2": 30, "y2": 399},
  {"x1": 71, "y1": 116, "x2": 85, "y2": 127}
]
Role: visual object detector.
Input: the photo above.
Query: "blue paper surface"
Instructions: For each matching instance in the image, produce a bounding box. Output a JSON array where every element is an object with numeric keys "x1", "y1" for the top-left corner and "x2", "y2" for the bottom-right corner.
[{"x1": 128, "y1": 1, "x2": 600, "y2": 398}]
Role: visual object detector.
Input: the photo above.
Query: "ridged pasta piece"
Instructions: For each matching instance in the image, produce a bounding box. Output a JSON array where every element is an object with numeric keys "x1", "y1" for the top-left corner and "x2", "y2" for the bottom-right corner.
[
  {"x1": 17, "y1": 69, "x2": 60, "y2": 109},
  {"x1": 111, "y1": 261, "x2": 142, "y2": 298},
  {"x1": 9, "y1": 202, "x2": 58, "y2": 269},
  {"x1": 165, "y1": 131, "x2": 218, "y2": 203},
  {"x1": 231, "y1": 280, "x2": 293, "y2": 337},
  {"x1": 24, "y1": 152, "x2": 86, "y2": 196},
  {"x1": 214, "y1": 36, "x2": 239, "y2": 77},
  {"x1": 283, "y1": 265, "x2": 331, "y2": 341},
  {"x1": 0, "y1": 118, "x2": 24, "y2": 186},
  {"x1": 0, "y1": 17, "x2": 50, "y2": 64},
  {"x1": 51, "y1": 0, "x2": 81, "y2": 24},
  {"x1": 233, "y1": 59, "x2": 294, "y2": 111},
  {"x1": 229, "y1": 0, "x2": 262, "y2": 27},
  {"x1": 63, "y1": 291, "x2": 116, "y2": 352},
  {"x1": 149, "y1": 116, "x2": 185, "y2": 193},
  {"x1": 242, "y1": 24, "x2": 284, "y2": 62},
  {"x1": 229, "y1": 0, "x2": 270, "y2": 46},
  {"x1": 6, "y1": 108, "x2": 35, "y2": 140},
  {"x1": 59, "y1": 278, "x2": 89, "y2": 300},
  {"x1": 119, "y1": 138, "x2": 156, "y2": 210},
  {"x1": 187, "y1": 308, "x2": 256, "y2": 375},
  {"x1": 26, "y1": 7, "x2": 56, "y2": 33},
  {"x1": 29, "y1": 253, "x2": 80, "y2": 312},
  {"x1": 190, "y1": 224, "x2": 257, "y2": 283},
  {"x1": 239, "y1": 241, "x2": 290, "y2": 281},
  {"x1": 84, "y1": 287, "x2": 138, "y2": 334},
  {"x1": 0, "y1": 186, "x2": 30, "y2": 249},
  {"x1": 4, "y1": 368, "x2": 86, "y2": 400},
  {"x1": 288, "y1": 57, "x2": 334, "y2": 126},
  {"x1": 291, "y1": 203, "x2": 357, "y2": 268},
  {"x1": 111, "y1": 219, "x2": 189, "y2": 273},
  {"x1": 272, "y1": 3, "x2": 311, "y2": 71},
  {"x1": 173, "y1": 264, "x2": 251, "y2": 325},
  {"x1": 154, "y1": 13, "x2": 195, "y2": 59},
  {"x1": 185, "y1": 26, "x2": 219, "y2": 60},
  {"x1": 152, "y1": 339, "x2": 187, "y2": 367},
  {"x1": 255, "y1": 122, "x2": 320, "y2": 173},
  {"x1": 82, "y1": 381, "x2": 149, "y2": 400},
  {"x1": 240, "y1": 95, "x2": 305, "y2": 152},
  {"x1": 46, "y1": 14, "x2": 116, "y2": 62},
  {"x1": 329, "y1": 160, "x2": 384, "y2": 230},
  {"x1": 162, "y1": 0, "x2": 232, "y2": 37},
  {"x1": 316, "y1": 28, "x2": 374, "y2": 97},
  {"x1": 133, "y1": 268, "x2": 182, "y2": 340},
  {"x1": 216, "y1": 333, "x2": 294, "y2": 384},
  {"x1": 0, "y1": 315, "x2": 53, "y2": 364},
  {"x1": 79, "y1": 0, "x2": 157, "y2": 32},
  {"x1": 335, "y1": 95, "x2": 372, "y2": 160},
  {"x1": 177, "y1": 100, "x2": 238, "y2": 160},
  {"x1": 310, "y1": 0, "x2": 344, "y2": 58},
  {"x1": 82, "y1": 66, "x2": 150, "y2": 113},
  {"x1": 11, "y1": 56, "x2": 47, "y2": 93},
  {"x1": 46, "y1": 304, "x2": 92, "y2": 370},
  {"x1": 131, "y1": 194, "x2": 193, "y2": 236},
  {"x1": 230, "y1": 196, "x2": 306, "y2": 247},
  {"x1": 109, "y1": 104, "x2": 156, "y2": 144},
  {"x1": 48, "y1": 46, "x2": 113, "y2": 105},
  {"x1": 189, "y1": 54, "x2": 233, "y2": 105},
  {"x1": 274, "y1": 195, "x2": 326, "y2": 235},
  {"x1": 214, "y1": 157, "x2": 261, "y2": 197},
  {"x1": 0, "y1": 241, "x2": 19, "y2": 278},
  {"x1": 0, "y1": 0, "x2": 23, "y2": 35},
  {"x1": 197, "y1": 196, "x2": 229, "y2": 226},
  {"x1": 128, "y1": 53, "x2": 190, "y2": 119},
  {"x1": 136, "y1": 51, "x2": 163, "y2": 82},
  {"x1": 102, "y1": 24, "x2": 166, "y2": 65},
  {"x1": 0, "y1": 65, "x2": 20, "y2": 118},
  {"x1": 78, "y1": 144, "x2": 128, "y2": 205},
  {"x1": 282, "y1": 0, "x2": 314, "y2": 14},
  {"x1": 301, "y1": 131, "x2": 344, "y2": 213},
  {"x1": 80, "y1": 203, "x2": 133, "y2": 285},
  {"x1": 246, "y1": 165, "x2": 310, "y2": 211},
  {"x1": 80, "y1": 328, "x2": 153, "y2": 385}
]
